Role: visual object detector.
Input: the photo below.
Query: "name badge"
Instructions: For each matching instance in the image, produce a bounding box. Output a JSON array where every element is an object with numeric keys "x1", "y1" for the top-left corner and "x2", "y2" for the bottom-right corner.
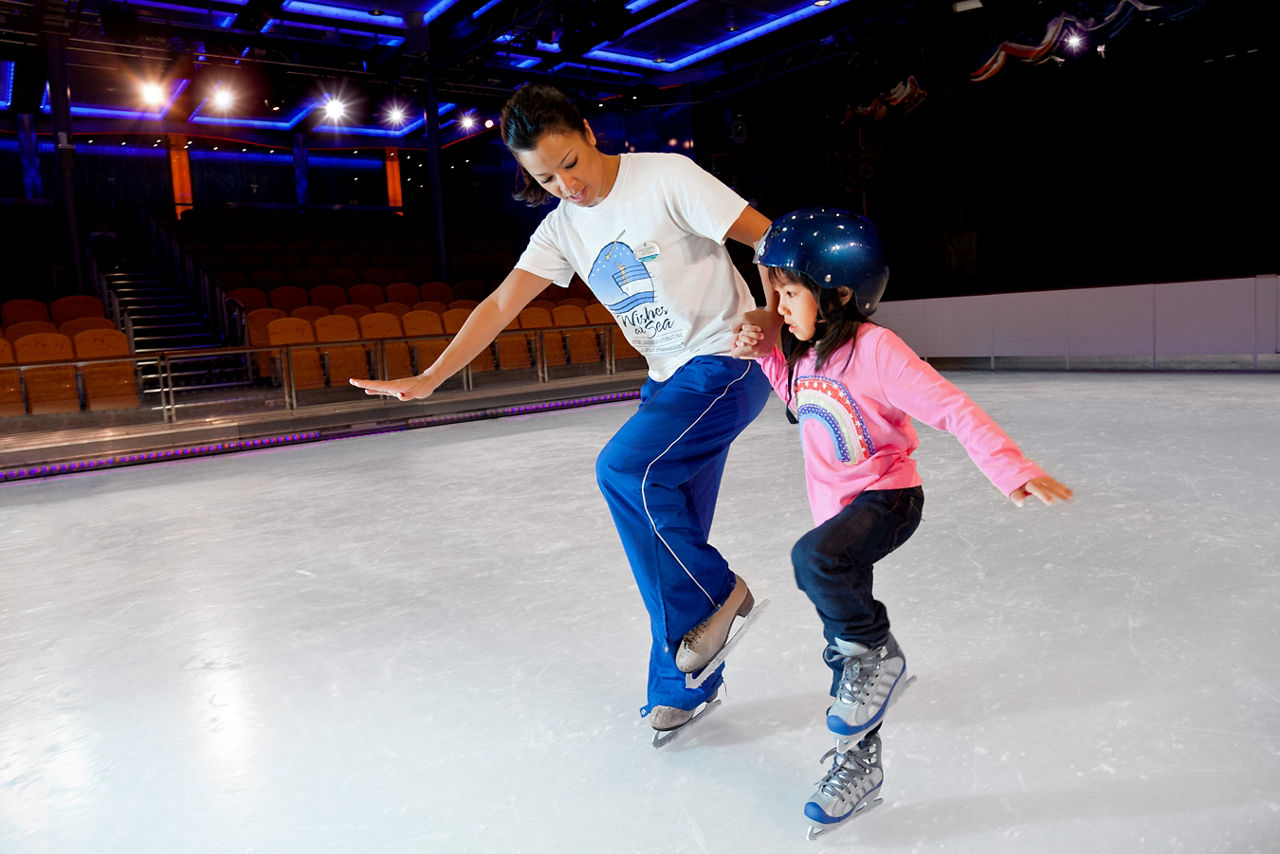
[{"x1": 636, "y1": 241, "x2": 660, "y2": 262}]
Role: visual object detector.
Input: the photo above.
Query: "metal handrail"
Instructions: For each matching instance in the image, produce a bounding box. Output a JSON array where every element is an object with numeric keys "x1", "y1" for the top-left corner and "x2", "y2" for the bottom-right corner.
[{"x1": 5, "y1": 322, "x2": 630, "y2": 424}]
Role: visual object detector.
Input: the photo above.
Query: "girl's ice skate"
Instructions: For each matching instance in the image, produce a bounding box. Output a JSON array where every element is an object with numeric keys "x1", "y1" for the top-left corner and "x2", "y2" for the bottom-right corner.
[
  {"x1": 649, "y1": 688, "x2": 721, "y2": 748},
  {"x1": 825, "y1": 633, "x2": 913, "y2": 739},
  {"x1": 675, "y1": 574, "x2": 755, "y2": 673},
  {"x1": 804, "y1": 731, "x2": 883, "y2": 840}
]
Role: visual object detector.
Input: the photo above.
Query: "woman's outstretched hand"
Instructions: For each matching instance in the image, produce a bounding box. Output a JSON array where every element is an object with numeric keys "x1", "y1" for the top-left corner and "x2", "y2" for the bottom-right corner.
[
  {"x1": 349, "y1": 374, "x2": 436, "y2": 401},
  {"x1": 1010, "y1": 476, "x2": 1074, "y2": 508}
]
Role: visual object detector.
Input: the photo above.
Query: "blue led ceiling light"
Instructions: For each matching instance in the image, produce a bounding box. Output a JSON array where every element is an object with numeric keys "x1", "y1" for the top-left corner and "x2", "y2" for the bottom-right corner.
[
  {"x1": 0, "y1": 61, "x2": 14, "y2": 110},
  {"x1": 313, "y1": 115, "x2": 427, "y2": 137},
  {"x1": 550, "y1": 61, "x2": 643, "y2": 78},
  {"x1": 493, "y1": 33, "x2": 562, "y2": 53},
  {"x1": 40, "y1": 78, "x2": 191, "y2": 121},
  {"x1": 187, "y1": 97, "x2": 454, "y2": 134},
  {"x1": 261, "y1": 16, "x2": 404, "y2": 46},
  {"x1": 124, "y1": 0, "x2": 240, "y2": 24},
  {"x1": 588, "y1": 0, "x2": 851, "y2": 70},
  {"x1": 188, "y1": 96, "x2": 317, "y2": 129},
  {"x1": 495, "y1": 52, "x2": 543, "y2": 70},
  {"x1": 279, "y1": 1, "x2": 407, "y2": 27}
]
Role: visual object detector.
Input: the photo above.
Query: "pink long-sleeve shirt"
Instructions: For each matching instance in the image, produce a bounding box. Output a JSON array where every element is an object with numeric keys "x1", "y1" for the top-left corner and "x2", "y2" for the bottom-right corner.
[{"x1": 757, "y1": 324, "x2": 1046, "y2": 525}]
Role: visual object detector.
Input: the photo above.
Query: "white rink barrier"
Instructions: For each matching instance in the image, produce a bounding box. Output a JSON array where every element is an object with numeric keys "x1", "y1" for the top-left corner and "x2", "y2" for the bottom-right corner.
[{"x1": 875, "y1": 274, "x2": 1279, "y2": 370}]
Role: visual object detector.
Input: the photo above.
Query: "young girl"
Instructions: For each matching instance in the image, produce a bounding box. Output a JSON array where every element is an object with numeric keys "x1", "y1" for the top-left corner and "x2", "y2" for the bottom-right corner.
[
  {"x1": 352, "y1": 85, "x2": 777, "y2": 741},
  {"x1": 734, "y1": 208, "x2": 1072, "y2": 837}
]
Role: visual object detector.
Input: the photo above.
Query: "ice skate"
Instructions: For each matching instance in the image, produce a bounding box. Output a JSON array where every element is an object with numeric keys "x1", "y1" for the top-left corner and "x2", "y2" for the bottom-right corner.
[
  {"x1": 676, "y1": 573, "x2": 756, "y2": 673},
  {"x1": 649, "y1": 688, "x2": 721, "y2": 748},
  {"x1": 804, "y1": 731, "x2": 883, "y2": 840},
  {"x1": 825, "y1": 633, "x2": 914, "y2": 740},
  {"x1": 682, "y1": 597, "x2": 770, "y2": 690}
]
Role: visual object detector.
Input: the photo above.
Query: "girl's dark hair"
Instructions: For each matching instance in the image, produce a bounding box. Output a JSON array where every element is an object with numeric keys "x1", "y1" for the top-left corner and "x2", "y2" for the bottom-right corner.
[
  {"x1": 500, "y1": 84, "x2": 588, "y2": 207},
  {"x1": 772, "y1": 266, "x2": 872, "y2": 407}
]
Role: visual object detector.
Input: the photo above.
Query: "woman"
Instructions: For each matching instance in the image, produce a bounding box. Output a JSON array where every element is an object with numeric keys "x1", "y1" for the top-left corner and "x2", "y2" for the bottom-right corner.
[{"x1": 352, "y1": 84, "x2": 779, "y2": 740}]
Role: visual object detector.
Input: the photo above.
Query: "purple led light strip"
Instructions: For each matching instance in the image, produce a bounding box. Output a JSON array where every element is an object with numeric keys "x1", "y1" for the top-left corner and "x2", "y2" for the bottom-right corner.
[{"x1": 0, "y1": 391, "x2": 639, "y2": 483}]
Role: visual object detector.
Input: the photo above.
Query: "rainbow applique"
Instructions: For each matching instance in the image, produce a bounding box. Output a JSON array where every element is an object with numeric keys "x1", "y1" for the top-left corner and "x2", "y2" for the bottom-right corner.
[{"x1": 794, "y1": 376, "x2": 875, "y2": 465}]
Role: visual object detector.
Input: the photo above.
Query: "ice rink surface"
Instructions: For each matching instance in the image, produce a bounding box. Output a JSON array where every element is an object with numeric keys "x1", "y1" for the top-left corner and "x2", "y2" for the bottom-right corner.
[{"x1": 2, "y1": 372, "x2": 1278, "y2": 853}]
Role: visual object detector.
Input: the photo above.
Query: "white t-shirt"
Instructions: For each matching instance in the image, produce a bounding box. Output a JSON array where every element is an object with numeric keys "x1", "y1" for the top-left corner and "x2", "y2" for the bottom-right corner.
[{"x1": 515, "y1": 152, "x2": 754, "y2": 381}]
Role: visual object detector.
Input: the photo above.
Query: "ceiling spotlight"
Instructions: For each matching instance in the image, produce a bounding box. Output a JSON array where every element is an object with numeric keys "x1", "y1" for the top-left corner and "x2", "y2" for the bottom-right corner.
[
  {"x1": 325, "y1": 99, "x2": 346, "y2": 120},
  {"x1": 388, "y1": 106, "x2": 406, "y2": 124},
  {"x1": 460, "y1": 114, "x2": 475, "y2": 129},
  {"x1": 141, "y1": 82, "x2": 165, "y2": 107},
  {"x1": 1065, "y1": 32, "x2": 1084, "y2": 51},
  {"x1": 484, "y1": 119, "x2": 494, "y2": 129},
  {"x1": 212, "y1": 88, "x2": 233, "y2": 111},
  {"x1": 813, "y1": 0, "x2": 831, "y2": 6}
]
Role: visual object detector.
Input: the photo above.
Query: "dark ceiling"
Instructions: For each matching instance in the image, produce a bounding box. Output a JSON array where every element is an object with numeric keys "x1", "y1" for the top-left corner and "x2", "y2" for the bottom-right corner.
[{"x1": 0, "y1": 0, "x2": 1268, "y2": 141}]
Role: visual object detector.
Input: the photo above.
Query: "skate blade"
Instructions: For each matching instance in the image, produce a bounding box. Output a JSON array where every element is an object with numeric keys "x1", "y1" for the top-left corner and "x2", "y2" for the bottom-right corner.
[
  {"x1": 684, "y1": 598, "x2": 770, "y2": 690},
  {"x1": 651, "y1": 697, "x2": 722, "y2": 748},
  {"x1": 891, "y1": 673, "x2": 918, "y2": 708},
  {"x1": 805, "y1": 797, "x2": 883, "y2": 841}
]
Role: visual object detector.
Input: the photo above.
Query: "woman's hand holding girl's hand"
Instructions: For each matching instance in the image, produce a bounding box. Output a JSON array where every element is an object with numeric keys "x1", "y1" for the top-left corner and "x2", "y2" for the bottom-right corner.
[
  {"x1": 1010, "y1": 476, "x2": 1074, "y2": 508},
  {"x1": 731, "y1": 320, "x2": 767, "y2": 358}
]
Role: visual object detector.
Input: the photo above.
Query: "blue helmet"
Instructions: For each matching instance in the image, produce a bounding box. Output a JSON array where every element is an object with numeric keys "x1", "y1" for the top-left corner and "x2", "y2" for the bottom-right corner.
[{"x1": 754, "y1": 208, "x2": 889, "y2": 317}]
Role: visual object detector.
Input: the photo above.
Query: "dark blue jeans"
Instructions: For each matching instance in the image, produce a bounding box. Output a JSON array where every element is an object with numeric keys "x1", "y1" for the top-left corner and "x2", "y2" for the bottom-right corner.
[{"x1": 791, "y1": 486, "x2": 924, "y2": 695}]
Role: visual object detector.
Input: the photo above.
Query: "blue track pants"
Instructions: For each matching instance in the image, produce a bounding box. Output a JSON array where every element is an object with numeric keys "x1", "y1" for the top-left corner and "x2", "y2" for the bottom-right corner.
[{"x1": 595, "y1": 356, "x2": 772, "y2": 714}]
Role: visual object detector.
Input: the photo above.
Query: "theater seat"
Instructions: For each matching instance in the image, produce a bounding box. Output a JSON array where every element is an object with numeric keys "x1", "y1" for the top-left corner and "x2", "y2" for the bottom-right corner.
[
  {"x1": 586, "y1": 303, "x2": 640, "y2": 360},
  {"x1": 60, "y1": 317, "x2": 117, "y2": 338},
  {"x1": 0, "y1": 338, "x2": 25, "y2": 417},
  {"x1": 384, "y1": 282, "x2": 420, "y2": 305},
  {"x1": 246, "y1": 308, "x2": 287, "y2": 379},
  {"x1": 358, "y1": 312, "x2": 413, "y2": 379},
  {"x1": 552, "y1": 304, "x2": 602, "y2": 364},
  {"x1": 314, "y1": 314, "x2": 369, "y2": 384},
  {"x1": 13, "y1": 332, "x2": 80, "y2": 414},
  {"x1": 517, "y1": 306, "x2": 566, "y2": 367},
  {"x1": 50, "y1": 295, "x2": 106, "y2": 326},
  {"x1": 74, "y1": 328, "x2": 139, "y2": 411},
  {"x1": 267, "y1": 317, "x2": 325, "y2": 390},
  {"x1": 5, "y1": 320, "x2": 58, "y2": 343},
  {"x1": 401, "y1": 310, "x2": 446, "y2": 373},
  {"x1": 1, "y1": 299, "x2": 50, "y2": 327}
]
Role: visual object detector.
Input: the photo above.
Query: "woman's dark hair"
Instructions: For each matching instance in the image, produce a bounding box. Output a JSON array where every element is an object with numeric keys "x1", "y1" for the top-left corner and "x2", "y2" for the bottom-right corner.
[
  {"x1": 500, "y1": 84, "x2": 588, "y2": 206},
  {"x1": 772, "y1": 266, "x2": 872, "y2": 407}
]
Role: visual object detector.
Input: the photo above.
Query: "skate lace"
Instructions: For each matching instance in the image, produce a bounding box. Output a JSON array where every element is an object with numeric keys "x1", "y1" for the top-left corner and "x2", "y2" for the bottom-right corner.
[
  {"x1": 815, "y1": 744, "x2": 877, "y2": 798},
  {"x1": 683, "y1": 619, "x2": 707, "y2": 648},
  {"x1": 833, "y1": 651, "x2": 880, "y2": 707}
]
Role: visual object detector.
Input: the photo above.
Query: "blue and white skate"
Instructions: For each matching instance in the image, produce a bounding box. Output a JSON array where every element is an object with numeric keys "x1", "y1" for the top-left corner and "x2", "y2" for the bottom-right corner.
[
  {"x1": 825, "y1": 633, "x2": 915, "y2": 740},
  {"x1": 804, "y1": 731, "x2": 884, "y2": 840}
]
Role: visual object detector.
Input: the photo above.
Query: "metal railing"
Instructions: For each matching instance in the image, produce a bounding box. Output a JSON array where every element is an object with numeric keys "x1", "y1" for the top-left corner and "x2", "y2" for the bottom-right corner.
[{"x1": 2, "y1": 323, "x2": 638, "y2": 429}]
